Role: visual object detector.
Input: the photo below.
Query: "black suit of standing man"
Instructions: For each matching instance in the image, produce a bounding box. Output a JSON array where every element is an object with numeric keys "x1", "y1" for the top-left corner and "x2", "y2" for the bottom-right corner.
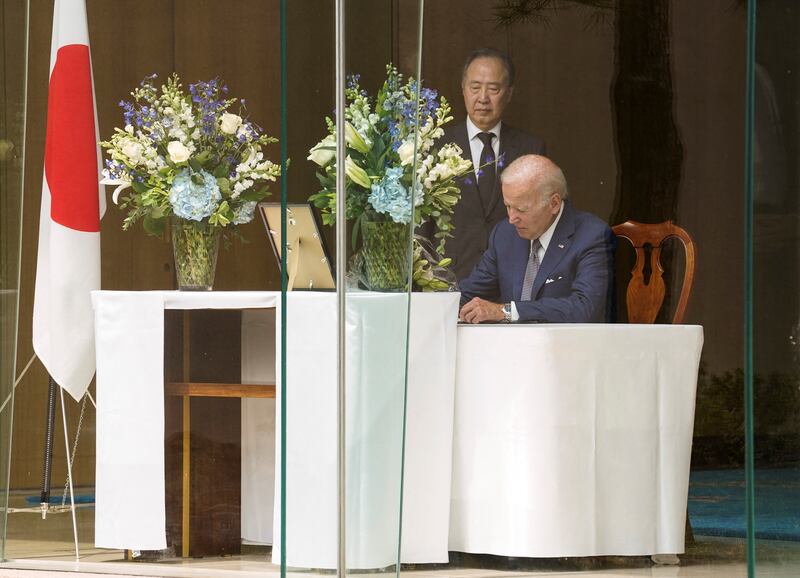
[{"x1": 430, "y1": 48, "x2": 546, "y2": 280}]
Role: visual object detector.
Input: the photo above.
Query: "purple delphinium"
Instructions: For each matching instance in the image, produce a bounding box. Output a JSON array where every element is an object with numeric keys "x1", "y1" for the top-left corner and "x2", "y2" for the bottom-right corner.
[
  {"x1": 104, "y1": 159, "x2": 126, "y2": 180},
  {"x1": 497, "y1": 152, "x2": 507, "y2": 170},
  {"x1": 189, "y1": 78, "x2": 227, "y2": 137},
  {"x1": 420, "y1": 87, "x2": 439, "y2": 115}
]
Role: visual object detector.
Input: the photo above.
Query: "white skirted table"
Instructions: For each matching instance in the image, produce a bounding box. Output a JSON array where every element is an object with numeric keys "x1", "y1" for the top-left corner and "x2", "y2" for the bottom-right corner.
[
  {"x1": 448, "y1": 323, "x2": 704, "y2": 557},
  {"x1": 91, "y1": 290, "x2": 279, "y2": 551},
  {"x1": 92, "y1": 290, "x2": 702, "y2": 565},
  {"x1": 91, "y1": 290, "x2": 459, "y2": 568}
]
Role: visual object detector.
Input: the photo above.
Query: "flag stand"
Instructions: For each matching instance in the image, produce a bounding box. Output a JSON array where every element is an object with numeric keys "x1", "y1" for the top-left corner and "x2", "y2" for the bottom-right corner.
[
  {"x1": 31, "y1": 373, "x2": 85, "y2": 561},
  {"x1": 59, "y1": 387, "x2": 80, "y2": 561},
  {"x1": 39, "y1": 376, "x2": 57, "y2": 519}
]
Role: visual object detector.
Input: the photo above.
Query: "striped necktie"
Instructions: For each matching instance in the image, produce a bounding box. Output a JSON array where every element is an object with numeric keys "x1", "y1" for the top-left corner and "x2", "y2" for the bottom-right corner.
[{"x1": 520, "y1": 239, "x2": 542, "y2": 301}]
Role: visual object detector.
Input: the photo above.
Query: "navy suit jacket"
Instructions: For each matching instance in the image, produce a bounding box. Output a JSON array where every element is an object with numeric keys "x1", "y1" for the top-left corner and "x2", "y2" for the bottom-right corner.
[{"x1": 458, "y1": 201, "x2": 614, "y2": 323}]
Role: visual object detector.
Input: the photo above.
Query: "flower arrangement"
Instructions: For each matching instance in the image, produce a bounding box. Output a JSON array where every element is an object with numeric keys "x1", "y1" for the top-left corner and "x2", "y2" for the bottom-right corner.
[
  {"x1": 307, "y1": 65, "x2": 472, "y2": 290},
  {"x1": 100, "y1": 73, "x2": 280, "y2": 236}
]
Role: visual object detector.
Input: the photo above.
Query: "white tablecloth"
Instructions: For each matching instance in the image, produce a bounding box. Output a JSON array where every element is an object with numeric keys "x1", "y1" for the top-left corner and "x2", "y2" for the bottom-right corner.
[
  {"x1": 448, "y1": 323, "x2": 704, "y2": 557},
  {"x1": 92, "y1": 291, "x2": 278, "y2": 550},
  {"x1": 92, "y1": 289, "x2": 459, "y2": 566},
  {"x1": 272, "y1": 292, "x2": 460, "y2": 569},
  {"x1": 92, "y1": 290, "x2": 702, "y2": 561}
]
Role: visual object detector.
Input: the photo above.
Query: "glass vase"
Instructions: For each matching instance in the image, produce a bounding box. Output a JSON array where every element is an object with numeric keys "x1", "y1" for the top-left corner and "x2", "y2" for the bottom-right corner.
[
  {"x1": 171, "y1": 218, "x2": 220, "y2": 291},
  {"x1": 360, "y1": 216, "x2": 410, "y2": 292}
]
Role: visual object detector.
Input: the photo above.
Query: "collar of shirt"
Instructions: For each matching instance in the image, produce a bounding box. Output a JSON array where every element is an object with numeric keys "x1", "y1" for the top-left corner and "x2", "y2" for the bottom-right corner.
[
  {"x1": 466, "y1": 117, "x2": 502, "y2": 178},
  {"x1": 534, "y1": 200, "x2": 565, "y2": 259}
]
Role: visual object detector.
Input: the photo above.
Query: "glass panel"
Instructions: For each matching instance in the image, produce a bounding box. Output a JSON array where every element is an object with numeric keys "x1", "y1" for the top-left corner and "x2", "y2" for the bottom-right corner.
[
  {"x1": 6, "y1": 1, "x2": 285, "y2": 573},
  {"x1": 341, "y1": 0, "x2": 419, "y2": 572},
  {"x1": 3, "y1": 1, "x2": 776, "y2": 577},
  {"x1": 752, "y1": 1, "x2": 800, "y2": 576},
  {"x1": 0, "y1": 0, "x2": 29, "y2": 562},
  {"x1": 420, "y1": 1, "x2": 748, "y2": 575},
  {"x1": 279, "y1": 1, "x2": 422, "y2": 576},
  {"x1": 277, "y1": 1, "x2": 337, "y2": 574}
]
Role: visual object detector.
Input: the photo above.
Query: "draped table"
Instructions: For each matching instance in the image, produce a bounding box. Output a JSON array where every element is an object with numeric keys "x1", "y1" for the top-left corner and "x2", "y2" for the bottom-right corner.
[
  {"x1": 91, "y1": 290, "x2": 459, "y2": 567},
  {"x1": 92, "y1": 290, "x2": 702, "y2": 564},
  {"x1": 449, "y1": 323, "x2": 704, "y2": 557}
]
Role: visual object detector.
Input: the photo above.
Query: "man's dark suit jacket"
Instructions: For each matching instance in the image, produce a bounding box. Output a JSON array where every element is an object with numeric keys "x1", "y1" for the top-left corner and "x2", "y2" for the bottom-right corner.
[
  {"x1": 458, "y1": 200, "x2": 615, "y2": 323},
  {"x1": 434, "y1": 120, "x2": 546, "y2": 280}
]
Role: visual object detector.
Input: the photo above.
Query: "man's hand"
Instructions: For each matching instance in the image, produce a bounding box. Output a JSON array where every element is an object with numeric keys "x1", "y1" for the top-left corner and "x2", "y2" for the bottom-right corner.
[{"x1": 459, "y1": 297, "x2": 505, "y2": 324}]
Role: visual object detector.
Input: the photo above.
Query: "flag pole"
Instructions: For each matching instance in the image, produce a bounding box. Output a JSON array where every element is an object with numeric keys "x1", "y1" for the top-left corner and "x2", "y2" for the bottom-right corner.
[{"x1": 39, "y1": 375, "x2": 57, "y2": 519}]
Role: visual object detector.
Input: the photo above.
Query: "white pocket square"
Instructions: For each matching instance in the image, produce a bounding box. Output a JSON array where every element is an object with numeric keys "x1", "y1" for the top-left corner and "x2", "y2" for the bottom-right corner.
[{"x1": 545, "y1": 276, "x2": 564, "y2": 284}]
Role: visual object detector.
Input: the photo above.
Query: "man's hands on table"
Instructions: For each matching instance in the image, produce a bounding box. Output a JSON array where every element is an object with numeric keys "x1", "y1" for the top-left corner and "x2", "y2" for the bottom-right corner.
[{"x1": 459, "y1": 297, "x2": 505, "y2": 324}]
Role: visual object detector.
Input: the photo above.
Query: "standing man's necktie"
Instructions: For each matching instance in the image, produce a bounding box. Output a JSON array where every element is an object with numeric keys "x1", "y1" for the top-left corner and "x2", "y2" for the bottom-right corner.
[
  {"x1": 520, "y1": 239, "x2": 542, "y2": 301},
  {"x1": 476, "y1": 132, "x2": 496, "y2": 209}
]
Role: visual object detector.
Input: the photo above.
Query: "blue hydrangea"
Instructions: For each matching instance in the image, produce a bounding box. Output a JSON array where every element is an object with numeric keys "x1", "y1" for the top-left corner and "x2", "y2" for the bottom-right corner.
[
  {"x1": 368, "y1": 166, "x2": 412, "y2": 224},
  {"x1": 169, "y1": 169, "x2": 221, "y2": 221},
  {"x1": 232, "y1": 201, "x2": 257, "y2": 225}
]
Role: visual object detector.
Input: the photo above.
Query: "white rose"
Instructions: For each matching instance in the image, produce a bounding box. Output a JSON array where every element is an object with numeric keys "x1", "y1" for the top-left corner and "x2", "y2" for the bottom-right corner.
[
  {"x1": 167, "y1": 140, "x2": 190, "y2": 163},
  {"x1": 397, "y1": 140, "x2": 416, "y2": 166},
  {"x1": 121, "y1": 140, "x2": 143, "y2": 164},
  {"x1": 220, "y1": 113, "x2": 243, "y2": 135}
]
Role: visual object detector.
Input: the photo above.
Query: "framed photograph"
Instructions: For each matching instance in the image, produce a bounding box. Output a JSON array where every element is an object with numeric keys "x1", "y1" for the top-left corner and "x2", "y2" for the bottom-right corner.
[{"x1": 258, "y1": 202, "x2": 335, "y2": 290}]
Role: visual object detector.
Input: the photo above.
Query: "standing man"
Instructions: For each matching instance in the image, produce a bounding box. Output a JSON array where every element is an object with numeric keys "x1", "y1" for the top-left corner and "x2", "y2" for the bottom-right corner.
[
  {"x1": 458, "y1": 155, "x2": 614, "y2": 324},
  {"x1": 437, "y1": 48, "x2": 547, "y2": 280}
]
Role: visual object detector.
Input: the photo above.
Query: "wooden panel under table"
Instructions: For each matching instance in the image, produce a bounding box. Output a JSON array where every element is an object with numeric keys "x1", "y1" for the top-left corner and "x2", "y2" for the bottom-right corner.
[{"x1": 163, "y1": 309, "x2": 274, "y2": 559}]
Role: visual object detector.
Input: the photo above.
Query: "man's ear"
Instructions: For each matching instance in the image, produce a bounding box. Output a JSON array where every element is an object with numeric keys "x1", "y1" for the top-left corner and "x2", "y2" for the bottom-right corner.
[{"x1": 507, "y1": 85, "x2": 515, "y2": 102}]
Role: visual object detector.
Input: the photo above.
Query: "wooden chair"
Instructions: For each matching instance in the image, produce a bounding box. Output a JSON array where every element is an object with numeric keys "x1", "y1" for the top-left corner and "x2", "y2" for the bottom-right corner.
[
  {"x1": 613, "y1": 220, "x2": 698, "y2": 552},
  {"x1": 612, "y1": 221, "x2": 696, "y2": 324}
]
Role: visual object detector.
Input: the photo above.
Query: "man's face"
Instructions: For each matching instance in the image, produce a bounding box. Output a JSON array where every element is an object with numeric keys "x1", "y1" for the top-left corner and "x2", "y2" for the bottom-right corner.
[
  {"x1": 462, "y1": 57, "x2": 513, "y2": 132},
  {"x1": 502, "y1": 178, "x2": 561, "y2": 241}
]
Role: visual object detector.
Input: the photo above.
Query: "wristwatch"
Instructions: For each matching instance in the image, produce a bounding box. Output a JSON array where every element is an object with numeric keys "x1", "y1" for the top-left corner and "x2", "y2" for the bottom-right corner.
[{"x1": 502, "y1": 302, "x2": 512, "y2": 322}]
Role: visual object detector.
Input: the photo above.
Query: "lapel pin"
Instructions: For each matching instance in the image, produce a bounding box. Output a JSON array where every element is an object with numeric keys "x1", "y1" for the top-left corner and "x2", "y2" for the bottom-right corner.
[{"x1": 558, "y1": 243, "x2": 565, "y2": 249}]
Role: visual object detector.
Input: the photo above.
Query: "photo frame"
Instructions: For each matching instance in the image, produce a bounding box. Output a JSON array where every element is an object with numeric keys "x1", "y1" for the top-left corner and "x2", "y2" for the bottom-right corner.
[{"x1": 258, "y1": 202, "x2": 335, "y2": 290}]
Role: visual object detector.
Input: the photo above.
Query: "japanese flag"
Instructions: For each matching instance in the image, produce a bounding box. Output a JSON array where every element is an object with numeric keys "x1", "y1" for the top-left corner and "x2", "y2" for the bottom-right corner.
[{"x1": 33, "y1": 0, "x2": 105, "y2": 401}]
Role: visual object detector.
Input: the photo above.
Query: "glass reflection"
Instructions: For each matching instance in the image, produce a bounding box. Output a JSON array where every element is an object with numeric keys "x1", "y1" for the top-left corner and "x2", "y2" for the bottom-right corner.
[{"x1": 753, "y1": 0, "x2": 800, "y2": 575}]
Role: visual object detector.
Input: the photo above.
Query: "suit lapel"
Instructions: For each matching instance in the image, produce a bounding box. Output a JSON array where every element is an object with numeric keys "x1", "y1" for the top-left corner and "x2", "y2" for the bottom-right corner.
[
  {"x1": 530, "y1": 202, "x2": 576, "y2": 298},
  {"x1": 451, "y1": 122, "x2": 486, "y2": 217}
]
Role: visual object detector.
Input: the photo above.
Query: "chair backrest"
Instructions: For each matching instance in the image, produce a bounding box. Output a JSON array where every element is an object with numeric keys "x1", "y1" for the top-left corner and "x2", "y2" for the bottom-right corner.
[{"x1": 612, "y1": 220, "x2": 696, "y2": 324}]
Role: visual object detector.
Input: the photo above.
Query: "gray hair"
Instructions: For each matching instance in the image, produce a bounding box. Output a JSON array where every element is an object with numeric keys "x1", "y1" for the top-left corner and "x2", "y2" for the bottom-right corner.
[
  {"x1": 461, "y1": 48, "x2": 516, "y2": 87},
  {"x1": 500, "y1": 154, "x2": 570, "y2": 202}
]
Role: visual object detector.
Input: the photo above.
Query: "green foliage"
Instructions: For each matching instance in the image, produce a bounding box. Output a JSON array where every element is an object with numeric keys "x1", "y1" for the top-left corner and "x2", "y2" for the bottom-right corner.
[{"x1": 493, "y1": 0, "x2": 614, "y2": 29}]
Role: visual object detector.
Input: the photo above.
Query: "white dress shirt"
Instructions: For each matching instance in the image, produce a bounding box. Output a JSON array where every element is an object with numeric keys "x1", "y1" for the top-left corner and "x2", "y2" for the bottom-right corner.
[{"x1": 466, "y1": 117, "x2": 501, "y2": 178}]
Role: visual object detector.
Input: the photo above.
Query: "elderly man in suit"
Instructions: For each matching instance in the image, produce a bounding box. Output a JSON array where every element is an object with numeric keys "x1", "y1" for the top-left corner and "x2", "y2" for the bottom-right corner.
[
  {"x1": 458, "y1": 155, "x2": 614, "y2": 324},
  {"x1": 435, "y1": 48, "x2": 546, "y2": 280}
]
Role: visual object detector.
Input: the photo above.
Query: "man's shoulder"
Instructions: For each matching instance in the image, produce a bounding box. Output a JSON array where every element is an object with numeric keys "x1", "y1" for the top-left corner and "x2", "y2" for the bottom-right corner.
[
  {"x1": 444, "y1": 120, "x2": 468, "y2": 139},
  {"x1": 565, "y1": 203, "x2": 613, "y2": 240},
  {"x1": 501, "y1": 123, "x2": 546, "y2": 154}
]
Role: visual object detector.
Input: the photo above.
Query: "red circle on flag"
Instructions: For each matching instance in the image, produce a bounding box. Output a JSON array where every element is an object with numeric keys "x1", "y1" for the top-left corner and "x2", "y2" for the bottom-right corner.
[{"x1": 45, "y1": 44, "x2": 100, "y2": 233}]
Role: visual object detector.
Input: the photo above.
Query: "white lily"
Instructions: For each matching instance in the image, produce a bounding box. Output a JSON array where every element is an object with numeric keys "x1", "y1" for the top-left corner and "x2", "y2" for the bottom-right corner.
[{"x1": 100, "y1": 175, "x2": 133, "y2": 205}]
